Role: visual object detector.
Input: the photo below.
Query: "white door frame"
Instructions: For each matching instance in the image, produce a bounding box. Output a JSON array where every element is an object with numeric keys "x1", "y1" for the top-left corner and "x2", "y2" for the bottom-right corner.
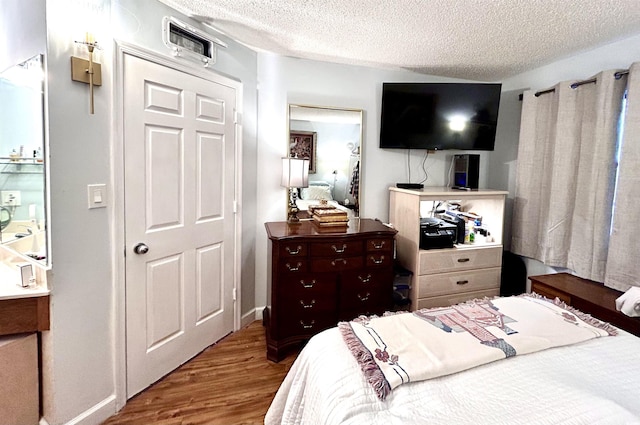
[{"x1": 111, "y1": 41, "x2": 243, "y2": 410}]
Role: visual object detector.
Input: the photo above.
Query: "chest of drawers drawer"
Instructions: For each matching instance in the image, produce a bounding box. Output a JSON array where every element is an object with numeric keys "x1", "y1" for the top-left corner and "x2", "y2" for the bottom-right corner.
[
  {"x1": 279, "y1": 259, "x2": 309, "y2": 274},
  {"x1": 310, "y1": 241, "x2": 363, "y2": 257},
  {"x1": 311, "y1": 256, "x2": 363, "y2": 272},
  {"x1": 416, "y1": 267, "x2": 501, "y2": 299},
  {"x1": 418, "y1": 245, "x2": 502, "y2": 275},
  {"x1": 365, "y1": 238, "x2": 393, "y2": 252},
  {"x1": 278, "y1": 242, "x2": 308, "y2": 257},
  {"x1": 365, "y1": 252, "x2": 392, "y2": 268}
]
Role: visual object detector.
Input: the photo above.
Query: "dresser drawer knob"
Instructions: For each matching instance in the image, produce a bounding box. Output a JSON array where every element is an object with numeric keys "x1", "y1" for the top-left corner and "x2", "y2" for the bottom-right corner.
[
  {"x1": 370, "y1": 255, "x2": 385, "y2": 265},
  {"x1": 300, "y1": 320, "x2": 315, "y2": 329},
  {"x1": 332, "y1": 244, "x2": 347, "y2": 253},
  {"x1": 456, "y1": 280, "x2": 469, "y2": 285},
  {"x1": 371, "y1": 241, "x2": 386, "y2": 249},
  {"x1": 358, "y1": 274, "x2": 372, "y2": 283},
  {"x1": 357, "y1": 292, "x2": 371, "y2": 302},
  {"x1": 299, "y1": 299, "x2": 316, "y2": 309},
  {"x1": 331, "y1": 258, "x2": 347, "y2": 266},
  {"x1": 300, "y1": 279, "x2": 316, "y2": 288},
  {"x1": 457, "y1": 258, "x2": 470, "y2": 263},
  {"x1": 285, "y1": 245, "x2": 303, "y2": 255},
  {"x1": 286, "y1": 262, "x2": 303, "y2": 271}
]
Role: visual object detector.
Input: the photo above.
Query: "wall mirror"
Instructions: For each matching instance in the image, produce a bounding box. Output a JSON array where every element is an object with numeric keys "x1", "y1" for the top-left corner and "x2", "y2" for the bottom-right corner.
[
  {"x1": 0, "y1": 54, "x2": 48, "y2": 264},
  {"x1": 288, "y1": 104, "x2": 362, "y2": 219}
]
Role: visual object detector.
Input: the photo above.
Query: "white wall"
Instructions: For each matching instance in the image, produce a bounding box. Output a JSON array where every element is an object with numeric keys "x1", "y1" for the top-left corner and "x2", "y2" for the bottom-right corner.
[
  {"x1": 0, "y1": 0, "x2": 46, "y2": 73},
  {"x1": 255, "y1": 54, "x2": 496, "y2": 308},
  {"x1": 42, "y1": 1, "x2": 114, "y2": 423},
  {"x1": 37, "y1": 0, "x2": 258, "y2": 424}
]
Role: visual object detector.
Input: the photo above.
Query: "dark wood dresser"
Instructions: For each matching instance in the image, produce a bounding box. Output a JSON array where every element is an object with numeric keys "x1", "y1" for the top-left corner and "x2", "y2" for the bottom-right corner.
[
  {"x1": 264, "y1": 218, "x2": 397, "y2": 362},
  {"x1": 530, "y1": 273, "x2": 640, "y2": 337}
]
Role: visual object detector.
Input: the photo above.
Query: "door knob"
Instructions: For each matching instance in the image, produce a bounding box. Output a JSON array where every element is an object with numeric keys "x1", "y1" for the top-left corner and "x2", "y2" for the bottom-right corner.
[{"x1": 133, "y1": 243, "x2": 149, "y2": 255}]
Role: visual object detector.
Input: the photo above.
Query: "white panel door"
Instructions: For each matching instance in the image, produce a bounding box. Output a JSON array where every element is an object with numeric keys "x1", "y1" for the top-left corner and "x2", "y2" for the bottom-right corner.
[{"x1": 123, "y1": 53, "x2": 237, "y2": 398}]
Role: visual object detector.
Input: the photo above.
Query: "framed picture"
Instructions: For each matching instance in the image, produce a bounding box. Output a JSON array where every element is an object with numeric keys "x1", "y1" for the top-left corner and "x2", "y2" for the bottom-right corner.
[{"x1": 289, "y1": 131, "x2": 317, "y2": 174}]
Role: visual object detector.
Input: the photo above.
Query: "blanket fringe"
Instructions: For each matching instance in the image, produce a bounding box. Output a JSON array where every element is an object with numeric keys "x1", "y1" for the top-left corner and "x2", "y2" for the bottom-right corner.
[
  {"x1": 526, "y1": 292, "x2": 618, "y2": 336},
  {"x1": 338, "y1": 322, "x2": 391, "y2": 400}
]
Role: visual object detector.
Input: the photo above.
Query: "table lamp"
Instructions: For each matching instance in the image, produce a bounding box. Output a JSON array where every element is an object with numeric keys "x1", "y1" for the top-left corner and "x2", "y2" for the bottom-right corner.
[{"x1": 281, "y1": 156, "x2": 310, "y2": 223}]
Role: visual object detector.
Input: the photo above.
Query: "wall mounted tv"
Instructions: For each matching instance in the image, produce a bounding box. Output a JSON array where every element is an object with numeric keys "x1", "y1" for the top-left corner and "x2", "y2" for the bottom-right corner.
[{"x1": 379, "y1": 82, "x2": 502, "y2": 150}]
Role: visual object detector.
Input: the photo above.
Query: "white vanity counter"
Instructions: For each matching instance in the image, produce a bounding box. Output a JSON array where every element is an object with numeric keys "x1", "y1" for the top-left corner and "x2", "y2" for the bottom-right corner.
[
  {"x1": 0, "y1": 245, "x2": 49, "y2": 300},
  {"x1": 0, "y1": 261, "x2": 49, "y2": 300}
]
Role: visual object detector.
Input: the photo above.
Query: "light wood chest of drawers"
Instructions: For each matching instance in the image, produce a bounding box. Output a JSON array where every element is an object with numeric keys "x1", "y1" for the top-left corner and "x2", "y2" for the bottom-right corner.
[{"x1": 389, "y1": 187, "x2": 507, "y2": 310}]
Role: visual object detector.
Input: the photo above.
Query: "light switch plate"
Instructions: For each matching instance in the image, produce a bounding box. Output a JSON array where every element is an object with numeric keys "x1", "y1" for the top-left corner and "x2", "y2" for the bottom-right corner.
[{"x1": 88, "y1": 184, "x2": 107, "y2": 209}]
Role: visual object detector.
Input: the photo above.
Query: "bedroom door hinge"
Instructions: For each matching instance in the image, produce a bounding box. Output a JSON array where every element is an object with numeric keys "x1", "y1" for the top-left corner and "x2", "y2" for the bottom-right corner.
[
  {"x1": 233, "y1": 200, "x2": 238, "y2": 214},
  {"x1": 232, "y1": 288, "x2": 237, "y2": 301},
  {"x1": 234, "y1": 110, "x2": 242, "y2": 125}
]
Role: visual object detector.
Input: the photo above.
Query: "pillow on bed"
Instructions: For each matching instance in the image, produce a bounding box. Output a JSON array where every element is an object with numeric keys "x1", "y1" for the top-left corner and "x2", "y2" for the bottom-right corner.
[{"x1": 300, "y1": 185, "x2": 333, "y2": 200}]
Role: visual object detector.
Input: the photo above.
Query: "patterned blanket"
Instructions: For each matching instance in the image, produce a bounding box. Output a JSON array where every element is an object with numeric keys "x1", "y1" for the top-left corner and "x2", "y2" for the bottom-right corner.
[{"x1": 339, "y1": 294, "x2": 617, "y2": 400}]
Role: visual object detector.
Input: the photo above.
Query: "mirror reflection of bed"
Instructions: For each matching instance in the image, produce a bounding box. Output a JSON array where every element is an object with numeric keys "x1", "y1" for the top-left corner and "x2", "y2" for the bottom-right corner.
[
  {"x1": 296, "y1": 181, "x2": 357, "y2": 219},
  {"x1": 288, "y1": 104, "x2": 362, "y2": 220}
]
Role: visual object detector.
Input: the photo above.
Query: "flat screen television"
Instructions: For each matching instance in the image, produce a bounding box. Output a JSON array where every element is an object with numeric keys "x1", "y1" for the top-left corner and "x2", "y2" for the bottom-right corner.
[{"x1": 379, "y1": 82, "x2": 502, "y2": 150}]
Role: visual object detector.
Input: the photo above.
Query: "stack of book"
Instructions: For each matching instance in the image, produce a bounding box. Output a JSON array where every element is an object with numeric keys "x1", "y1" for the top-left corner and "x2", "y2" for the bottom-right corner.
[{"x1": 311, "y1": 207, "x2": 349, "y2": 228}]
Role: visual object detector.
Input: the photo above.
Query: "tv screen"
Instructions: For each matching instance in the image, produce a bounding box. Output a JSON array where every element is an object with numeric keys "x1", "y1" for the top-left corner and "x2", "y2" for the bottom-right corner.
[{"x1": 379, "y1": 82, "x2": 502, "y2": 150}]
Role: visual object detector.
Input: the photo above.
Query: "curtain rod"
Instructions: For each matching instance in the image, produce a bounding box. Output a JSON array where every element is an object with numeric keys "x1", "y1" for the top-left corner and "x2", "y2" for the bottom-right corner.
[{"x1": 518, "y1": 68, "x2": 630, "y2": 100}]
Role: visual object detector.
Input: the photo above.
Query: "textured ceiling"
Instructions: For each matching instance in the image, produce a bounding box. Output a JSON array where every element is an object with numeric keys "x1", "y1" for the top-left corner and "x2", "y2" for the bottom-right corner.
[{"x1": 160, "y1": 0, "x2": 640, "y2": 81}]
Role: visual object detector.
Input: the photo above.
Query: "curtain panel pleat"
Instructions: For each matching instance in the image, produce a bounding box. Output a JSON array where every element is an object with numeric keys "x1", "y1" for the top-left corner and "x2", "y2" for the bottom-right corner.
[
  {"x1": 605, "y1": 63, "x2": 640, "y2": 292},
  {"x1": 512, "y1": 70, "x2": 625, "y2": 282}
]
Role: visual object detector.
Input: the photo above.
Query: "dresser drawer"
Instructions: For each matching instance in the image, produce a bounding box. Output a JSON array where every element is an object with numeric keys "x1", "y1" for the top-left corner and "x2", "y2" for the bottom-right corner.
[
  {"x1": 365, "y1": 237, "x2": 393, "y2": 252},
  {"x1": 281, "y1": 291, "x2": 335, "y2": 314},
  {"x1": 415, "y1": 288, "x2": 500, "y2": 310},
  {"x1": 342, "y1": 270, "x2": 390, "y2": 288},
  {"x1": 339, "y1": 289, "x2": 386, "y2": 320},
  {"x1": 310, "y1": 241, "x2": 363, "y2": 257},
  {"x1": 278, "y1": 312, "x2": 337, "y2": 338},
  {"x1": 418, "y1": 246, "x2": 502, "y2": 275},
  {"x1": 278, "y1": 274, "x2": 336, "y2": 295},
  {"x1": 278, "y1": 242, "x2": 308, "y2": 257},
  {"x1": 311, "y1": 256, "x2": 363, "y2": 273},
  {"x1": 279, "y1": 259, "x2": 309, "y2": 274},
  {"x1": 365, "y1": 252, "x2": 393, "y2": 268},
  {"x1": 416, "y1": 267, "x2": 501, "y2": 298}
]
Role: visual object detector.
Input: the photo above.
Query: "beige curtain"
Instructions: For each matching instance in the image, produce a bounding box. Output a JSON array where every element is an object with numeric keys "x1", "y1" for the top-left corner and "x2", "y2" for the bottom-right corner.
[
  {"x1": 606, "y1": 63, "x2": 640, "y2": 291},
  {"x1": 512, "y1": 70, "x2": 625, "y2": 282}
]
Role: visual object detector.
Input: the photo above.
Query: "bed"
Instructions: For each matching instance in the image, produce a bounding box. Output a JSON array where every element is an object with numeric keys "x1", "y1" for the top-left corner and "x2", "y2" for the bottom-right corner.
[{"x1": 265, "y1": 295, "x2": 640, "y2": 425}]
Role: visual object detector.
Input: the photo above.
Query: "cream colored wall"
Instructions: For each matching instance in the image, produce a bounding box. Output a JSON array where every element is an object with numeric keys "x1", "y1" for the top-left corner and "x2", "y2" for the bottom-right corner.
[{"x1": 254, "y1": 53, "x2": 491, "y2": 309}]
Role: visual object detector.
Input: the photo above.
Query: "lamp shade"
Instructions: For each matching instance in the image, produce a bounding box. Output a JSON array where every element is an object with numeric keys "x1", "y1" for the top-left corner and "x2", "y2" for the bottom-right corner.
[{"x1": 281, "y1": 157, "x2": 310, "y2": 188}]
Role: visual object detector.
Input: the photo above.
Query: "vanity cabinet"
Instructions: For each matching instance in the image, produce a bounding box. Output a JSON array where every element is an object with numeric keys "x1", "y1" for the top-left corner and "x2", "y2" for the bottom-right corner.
[
  {"x1": 389, "y1": 187, "x2": 507, "y2": 310},
  {"x1": 0, "y1": 296, "x2": 49, "y2": 335},
  {"x1": 0, "y1": 333, "x2": 39, "y2": 425},
  {"x1": 264, "y1": 219, "x2": 396, "y2": 362}
]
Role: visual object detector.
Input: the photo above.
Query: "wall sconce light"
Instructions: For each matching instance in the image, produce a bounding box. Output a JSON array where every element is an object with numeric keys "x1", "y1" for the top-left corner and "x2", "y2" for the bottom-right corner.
[
  {"x1": 281, "y1": 156, "x2": 310, "y2": 223},
  {"x1": 71, "y1": 33, "x2": 102, "y2": 114}
]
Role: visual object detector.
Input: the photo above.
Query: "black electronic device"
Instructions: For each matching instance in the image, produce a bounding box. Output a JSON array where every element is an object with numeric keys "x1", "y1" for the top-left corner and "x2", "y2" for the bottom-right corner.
[
  {"x1": 396, "y1": 183, "x2": 424, "y2": 189},
  {"x1": 440, "y1": 212, "x2": 466, "y2": 244},
  {"x1": 379, "y1": 82, "x2": 501, "y2": 150},
  {"x1": 452, "y1": 154, "x2": 480, "y2": 190},
  {"x1": 419, "y1": 217, "x2": 458, "y2": 250}
]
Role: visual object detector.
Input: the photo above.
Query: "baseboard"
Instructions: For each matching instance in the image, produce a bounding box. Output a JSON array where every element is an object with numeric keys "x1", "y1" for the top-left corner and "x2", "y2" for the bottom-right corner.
[
  {"x1": 241, "y1": 308, "x2": 258, "y2": 328},
  {"x1": 45, "y1": 395, "x2": 116, "y2": 425}
]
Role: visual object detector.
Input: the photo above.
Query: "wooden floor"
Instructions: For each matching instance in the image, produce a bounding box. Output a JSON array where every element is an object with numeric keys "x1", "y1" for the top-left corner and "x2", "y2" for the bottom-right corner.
[{"x1": 102, "y1": 321, "x2": 298, "y2": 425}]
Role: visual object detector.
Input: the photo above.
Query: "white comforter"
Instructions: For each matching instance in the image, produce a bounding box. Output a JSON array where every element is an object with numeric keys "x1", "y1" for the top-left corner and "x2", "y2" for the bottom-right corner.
[{"x1": 266, "y1": 325, "x2": 640, "y2": 425}]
